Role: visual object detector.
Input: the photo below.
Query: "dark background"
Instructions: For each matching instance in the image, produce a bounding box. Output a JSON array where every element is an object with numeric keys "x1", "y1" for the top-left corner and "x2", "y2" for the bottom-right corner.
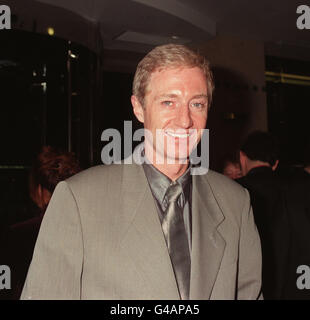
[{"x1": 1, "y1": 3, "x2": 310, "y2": 228}]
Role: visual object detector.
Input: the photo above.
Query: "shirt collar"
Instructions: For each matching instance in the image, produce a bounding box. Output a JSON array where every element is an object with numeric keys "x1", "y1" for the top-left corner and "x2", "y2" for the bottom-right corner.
[
  {"x1": 142, "y1": 162, "x2": 192, "y2": 210},
  {"x1": 247, "y1": 165, "x2": 273, "y2": 176}
]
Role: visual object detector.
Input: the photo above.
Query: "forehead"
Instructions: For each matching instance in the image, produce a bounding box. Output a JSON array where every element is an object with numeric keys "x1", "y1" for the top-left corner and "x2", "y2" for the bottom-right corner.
[{"x1": 146, "y1": 66, "x2": 207, "y2": 95}]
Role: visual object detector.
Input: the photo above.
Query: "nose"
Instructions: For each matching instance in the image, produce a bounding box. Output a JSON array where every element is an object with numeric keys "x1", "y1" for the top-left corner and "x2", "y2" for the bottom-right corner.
[{"x1": 176, "y1": 104, "x2": 193, "y2": 128}]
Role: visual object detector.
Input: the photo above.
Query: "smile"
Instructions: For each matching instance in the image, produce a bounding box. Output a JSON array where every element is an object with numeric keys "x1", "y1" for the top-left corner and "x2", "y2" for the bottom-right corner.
[{"x1": 164, "y1": 130, "x2": 192, "y2": 139}]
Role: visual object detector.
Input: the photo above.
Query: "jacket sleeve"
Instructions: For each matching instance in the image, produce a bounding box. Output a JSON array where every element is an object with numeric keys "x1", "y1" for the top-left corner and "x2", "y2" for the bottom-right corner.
[
  {"x1": 20, "y1": 181, "x2": 83, "y2": 300},
  {"x1": 237, "y1": 188, "x2": 263, "y2": 300}
]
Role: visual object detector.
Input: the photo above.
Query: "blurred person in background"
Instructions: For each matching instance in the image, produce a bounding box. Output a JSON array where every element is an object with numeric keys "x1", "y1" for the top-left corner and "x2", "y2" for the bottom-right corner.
[
  {"x1": 236, "y1": 131, "x2": 288, "y2": 299},
  {"x1": 0, "y1": 146, "x2": 81, "y2": 300},
  {"x1": 280, "y1": 143, "x2": 310, "y2": 299},
  {"x1": 221, "y1": 152, "x2": 243, "y2": 180}
]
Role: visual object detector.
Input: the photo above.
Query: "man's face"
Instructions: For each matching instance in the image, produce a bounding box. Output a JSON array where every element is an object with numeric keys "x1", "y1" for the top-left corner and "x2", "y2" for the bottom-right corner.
[{"x1": 132, "y1": 67, "x2": 208, "y2": 164}]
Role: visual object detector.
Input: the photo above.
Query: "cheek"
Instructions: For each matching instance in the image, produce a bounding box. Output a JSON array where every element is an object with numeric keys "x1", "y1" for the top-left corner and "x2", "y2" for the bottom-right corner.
[
  {"x1": 192, "y1": 113, "x2": 207, "y2": 129},
  {"x1": 151, "y1": 110, "x2": 174, "y2": 129},
  {"x1": 142, "y1": 110, "x2": 156, "y2": 130},
  {"x1": 144, "y1": 105, "x2": 161, "y2": 125}
]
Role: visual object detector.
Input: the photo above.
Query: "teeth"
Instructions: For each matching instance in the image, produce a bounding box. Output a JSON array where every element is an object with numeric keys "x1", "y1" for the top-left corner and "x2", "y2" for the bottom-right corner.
[{"x1": 165, "y1": 131, "x2": 190, "y2": 138}]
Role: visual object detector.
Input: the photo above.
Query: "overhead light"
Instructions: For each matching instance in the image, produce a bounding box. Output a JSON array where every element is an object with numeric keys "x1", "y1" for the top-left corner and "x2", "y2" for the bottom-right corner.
[
  {"x1": 47, "y1": 27, "x2": 55, "y2": 36},
  {"x1": 69, "y1": 51, "x2": 78, "y2": 59}
]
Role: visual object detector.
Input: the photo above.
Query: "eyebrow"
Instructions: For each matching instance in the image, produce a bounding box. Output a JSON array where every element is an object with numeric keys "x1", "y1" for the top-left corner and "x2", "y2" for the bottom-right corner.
[
  {"x1": 155, "y1": 94, "x2": 178, "y2": 101},
  {"x1": 155, "y1": 93, "x2": 208, "y2": 100},
  {"x1": 191, "y1": 94, "x2": 208, "y2": 100}
]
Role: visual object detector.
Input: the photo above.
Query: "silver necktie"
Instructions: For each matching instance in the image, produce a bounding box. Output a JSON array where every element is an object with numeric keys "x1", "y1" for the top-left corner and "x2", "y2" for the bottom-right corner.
[{"x1": 162, "y1": 181, "x2": 191, "y2": 300}]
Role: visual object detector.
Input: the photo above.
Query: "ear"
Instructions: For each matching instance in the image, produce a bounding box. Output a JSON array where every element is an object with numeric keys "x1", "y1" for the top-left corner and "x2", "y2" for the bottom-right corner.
[
  {"x1": 32, "y1": 184, "x2": 43, "y2": 209},
  {"x1": 36, "y1": 184, "x2": 51, "y2": 210},
  {"x1": 131, "y1": 95, "x2": 145, "y2": 123},
  {"x1": 239, "y1": 151, "x2": 245, "y2": 164},
  {"x1": 42, "y1": 188, "x2": 51, "y2": 207},
  {"x1": 239, "y1": 151, "x2": 247, "y2": 176},
  {"x1": 37, "y1": 184, "x2": 43, "y2": 200},
  {"x1": 272, "y1": 160, "x2": 279, "y2": 171}
]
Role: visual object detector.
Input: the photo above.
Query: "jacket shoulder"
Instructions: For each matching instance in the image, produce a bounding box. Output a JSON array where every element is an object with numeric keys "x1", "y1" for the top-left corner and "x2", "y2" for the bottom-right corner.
[
  {"x1": 66, "y1": 164, "x2": 122, "y2": 183},
  {"x1": 205, "y1": 170, "x2": 250, "y2": 221},
  {"x1": 63, "y1": 163, "x2": 144, "y2": 198},
  {"x1": 206, "y1": 170, "x2": 247, "y2": 197},
  {"x1": 63, "y1": 164, "x2": 125, "y2": 196}
]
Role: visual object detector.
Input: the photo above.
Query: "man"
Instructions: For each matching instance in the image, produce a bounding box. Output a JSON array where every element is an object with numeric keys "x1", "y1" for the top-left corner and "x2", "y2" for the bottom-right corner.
[
  {"x1": 21, "y1": 44, "x2": 261, "y2": 300},
  {"x1": 238, "y1": 131, "x2": 279, "y2": 177},
  {"x1": 237, "y1": 131, "x2": 288, "y2": 299},
  {"x1": 221, "y1": 153, "x2": 243, "y2": 180},
  {"x1": 280, "y1": 144, "x2": 310, "y2": 299}
]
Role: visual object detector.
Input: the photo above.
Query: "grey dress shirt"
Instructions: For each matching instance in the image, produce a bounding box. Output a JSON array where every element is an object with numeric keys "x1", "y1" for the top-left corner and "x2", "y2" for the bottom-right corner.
[{"x1": 142, "y1": 163, "x2": 192, "y2": 252}]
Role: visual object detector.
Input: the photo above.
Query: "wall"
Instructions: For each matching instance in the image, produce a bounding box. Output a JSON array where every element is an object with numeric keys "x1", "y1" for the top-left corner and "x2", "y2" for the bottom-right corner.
[{"x1": 197, "y1": 35, "x2": 267, "y2": 170}]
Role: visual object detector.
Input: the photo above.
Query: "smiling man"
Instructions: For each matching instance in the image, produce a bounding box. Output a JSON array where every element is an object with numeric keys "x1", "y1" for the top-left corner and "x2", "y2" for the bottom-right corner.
[
  {"x1": 21, "y1": 44, "x2": 262, "y2": 300},
  {"x1": 132, "y1": 65, "x2": 208, "y2": 178}
]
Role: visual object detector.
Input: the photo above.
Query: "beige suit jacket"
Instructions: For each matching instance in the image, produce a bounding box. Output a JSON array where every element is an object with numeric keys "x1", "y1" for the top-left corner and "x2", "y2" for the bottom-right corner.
[{"x1": 21, "y1": 163, "x2": 262, "y2": 300}]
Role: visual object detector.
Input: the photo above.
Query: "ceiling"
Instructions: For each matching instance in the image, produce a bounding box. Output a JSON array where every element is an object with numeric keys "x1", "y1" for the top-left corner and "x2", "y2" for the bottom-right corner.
[{"x1": 4, "y1": 0, "x2": 310, "y2": 58}]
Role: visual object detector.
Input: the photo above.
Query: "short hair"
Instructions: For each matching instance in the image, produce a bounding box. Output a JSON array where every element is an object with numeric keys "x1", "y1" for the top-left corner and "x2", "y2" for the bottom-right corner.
[
  {"x1": 240, "y1": 131, "x2": 279, "y2": 167},
  {"x1": 132, "y1": 44, "x2": 214, "y2": 108},
  {"x1": 220, "y1": 151, "x2": 241, "y2": 173},
  {"x1": 29, "y1": 146, "x2": 81, "y2": 194}
]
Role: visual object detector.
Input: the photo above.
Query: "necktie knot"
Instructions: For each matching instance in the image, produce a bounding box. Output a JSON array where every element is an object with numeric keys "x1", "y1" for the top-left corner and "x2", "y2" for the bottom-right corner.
[{"x1": 165, "y1": 182, "x2": 183, "y2": 204}]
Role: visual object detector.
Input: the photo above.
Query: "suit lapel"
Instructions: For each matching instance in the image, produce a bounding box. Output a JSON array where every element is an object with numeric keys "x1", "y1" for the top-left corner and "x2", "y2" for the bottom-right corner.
[
  {"x1": 117, "y1": 164, "x2": 226, "y2": 299},
  {"x1": 119, "y1": 164, "x2": 180, "y2": 299},
  {"x1": 190, "y1": 173, "x2": 226, "y2": 299}
]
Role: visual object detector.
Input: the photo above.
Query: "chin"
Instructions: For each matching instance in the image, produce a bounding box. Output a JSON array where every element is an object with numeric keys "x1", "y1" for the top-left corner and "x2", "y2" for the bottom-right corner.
[{"x1": 165, "y1": 151, "x2": 190, "y2": 164}]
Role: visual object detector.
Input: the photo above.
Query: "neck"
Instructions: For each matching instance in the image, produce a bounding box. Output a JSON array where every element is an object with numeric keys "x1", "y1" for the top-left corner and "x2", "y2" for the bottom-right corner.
[
  {"x1": 154, "y1": 162, "x2": 189, "y2": 181},
  {"x1": 246, "y1": 161, "x2": 270, "y2": 175},
  {"x1": 145, "y1": 147, "x2": 189, "y2": 181}
]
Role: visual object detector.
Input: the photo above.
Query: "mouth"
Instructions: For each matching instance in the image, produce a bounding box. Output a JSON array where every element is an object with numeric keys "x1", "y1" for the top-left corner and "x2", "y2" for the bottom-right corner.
[{"x1": 164, "y1": 130, "x2": 193, "y2": 139}]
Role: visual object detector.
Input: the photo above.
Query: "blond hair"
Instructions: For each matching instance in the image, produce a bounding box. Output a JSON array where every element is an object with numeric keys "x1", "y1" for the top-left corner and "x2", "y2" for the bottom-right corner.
[{"x1": 132, "y1": 44, "x2": 214, "y2": 108}]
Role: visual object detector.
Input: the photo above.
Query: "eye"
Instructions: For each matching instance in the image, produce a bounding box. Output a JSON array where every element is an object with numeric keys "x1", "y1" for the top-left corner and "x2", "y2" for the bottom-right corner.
[
  {"x1": 162, "y1": 101, "x2": 174, "y2": 107},
  {"x1": 191, "y1": 101, "x2": 206, "y2": 108}
]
